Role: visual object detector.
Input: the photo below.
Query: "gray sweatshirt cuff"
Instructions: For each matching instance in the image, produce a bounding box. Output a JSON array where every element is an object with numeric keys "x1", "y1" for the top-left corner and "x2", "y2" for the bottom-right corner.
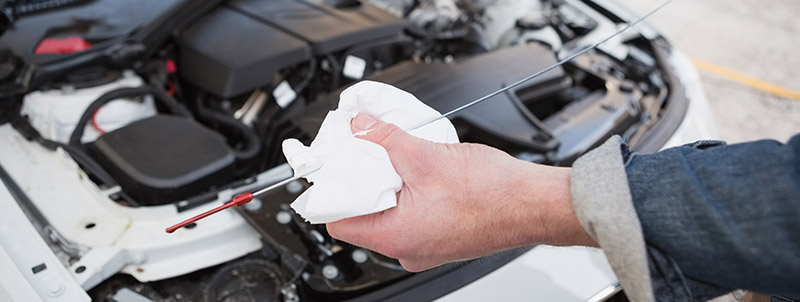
[{"x1": 570, "y1": 136, "x2": 654, "y2": 302}]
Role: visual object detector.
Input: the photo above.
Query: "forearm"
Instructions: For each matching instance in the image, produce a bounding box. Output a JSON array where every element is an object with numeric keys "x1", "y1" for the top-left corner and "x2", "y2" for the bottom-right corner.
[{"x1": 507, "y1": 162, "x2": 598, "y2": 248}]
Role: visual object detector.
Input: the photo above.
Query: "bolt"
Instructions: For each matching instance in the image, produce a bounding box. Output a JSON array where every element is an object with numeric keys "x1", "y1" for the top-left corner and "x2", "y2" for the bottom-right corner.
[
  {"x1": 351, "y1": 249, "x2": 368, "y2": 264},
  {"x1": 276, "y1": 211, "x2": 292, "y2": 224},
  {"x1": 309, "y1": 230, "x2": 325, "y2": 243},
  {"x1": 220, "y1": 100, "x2": 232, "y2": 111},
  {"x1": 244, "y1": 198, "x2": 263, "y2": 212},
  {"x1": 286, "y1": 180, "x2": 304, "y2": 194},
  {"x1": 321, "y1": 264, "x2": 339, "y2": 280}
]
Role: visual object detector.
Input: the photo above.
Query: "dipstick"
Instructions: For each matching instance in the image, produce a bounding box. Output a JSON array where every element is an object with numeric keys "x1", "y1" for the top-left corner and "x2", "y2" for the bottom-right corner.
[{"x1": 165, "y1": 0, "x2": 673, "y2": 233}]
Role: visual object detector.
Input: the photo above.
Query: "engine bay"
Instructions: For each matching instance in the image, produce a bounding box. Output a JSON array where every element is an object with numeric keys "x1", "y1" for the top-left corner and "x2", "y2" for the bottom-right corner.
[{"x1": 0, "y1": 0, "x2": 686, "y2": 301}]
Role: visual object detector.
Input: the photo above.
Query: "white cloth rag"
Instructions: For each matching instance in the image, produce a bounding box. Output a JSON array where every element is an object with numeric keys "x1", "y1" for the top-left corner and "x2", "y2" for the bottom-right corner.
[{"x1": 282, "y1": 81, "x2": 459, "y2": 223}]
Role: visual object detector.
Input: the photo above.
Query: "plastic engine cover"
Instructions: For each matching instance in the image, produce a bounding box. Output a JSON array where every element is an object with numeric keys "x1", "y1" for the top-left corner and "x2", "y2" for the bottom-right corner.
[
  {"x1": 92, "y1": 115, "x2": 235, "y2": 205},
  {"x1": 177, "y1": 6, "x2": 311, "y2": 99},
  {"x1": 227, "y1": 0, "x2": 406, "y2": 54},
  {"x1": 295, "y1": 44, "x2": 570, "y2": 153},
  {"x1": 177, "y1": 0, "x2": 406, "y2": 98}
]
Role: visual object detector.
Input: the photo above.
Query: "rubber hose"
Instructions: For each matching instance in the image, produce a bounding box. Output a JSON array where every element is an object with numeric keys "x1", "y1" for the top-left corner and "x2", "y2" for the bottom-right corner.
[
  {"x1": 194, "y1": 95, "x2": 261, "y2": 161},
  {"x1": 69, "y1": 85, "x2": 191, "y2": 146}
]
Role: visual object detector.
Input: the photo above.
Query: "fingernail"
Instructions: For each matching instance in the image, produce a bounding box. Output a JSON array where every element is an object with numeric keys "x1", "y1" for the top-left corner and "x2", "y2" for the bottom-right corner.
[{"x1": 352, "y1": 114, "x2": 378, "y2": 131}]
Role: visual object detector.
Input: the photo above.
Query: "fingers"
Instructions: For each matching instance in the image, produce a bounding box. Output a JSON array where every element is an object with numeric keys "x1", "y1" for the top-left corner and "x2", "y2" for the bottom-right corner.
[
  {"x1": 326, "y1": 212, "x2": 385, "y2": 251},
  {"x1": 398, "y1": 258, "x2": 445, "y2": 272},
  {"x1": 350, "y1": 114, "x2": 428, "y2": 178},
  {"x1": 350, "y1": 113, "x2": 379, "y2": 134},
  {"x1": 351, "y1": 114, "x2": 409, "y2": 150}
]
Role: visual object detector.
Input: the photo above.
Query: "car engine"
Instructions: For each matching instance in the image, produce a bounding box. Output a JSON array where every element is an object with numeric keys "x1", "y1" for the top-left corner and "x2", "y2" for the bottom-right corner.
[{"x1": 0, "y1": 0, "x2": 687, "y2": 301}]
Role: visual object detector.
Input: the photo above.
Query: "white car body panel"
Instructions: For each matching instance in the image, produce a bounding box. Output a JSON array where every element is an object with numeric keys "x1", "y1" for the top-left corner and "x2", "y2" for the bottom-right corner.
[
  {"x1": 0, "y1": 125, "x2": 272, "y2": 291},
  {"x1": 0, "y1": 3, "x2": 718, "y2": 298},
  {"x1": 0, "y1": 182, "x2": 90, "y2": 301}
]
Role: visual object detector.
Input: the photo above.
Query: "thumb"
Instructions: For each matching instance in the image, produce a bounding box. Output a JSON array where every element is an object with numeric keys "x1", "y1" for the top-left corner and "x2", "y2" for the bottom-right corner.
[{"x1": 351, "y1": 114, "x2": 425, "y2": 176}]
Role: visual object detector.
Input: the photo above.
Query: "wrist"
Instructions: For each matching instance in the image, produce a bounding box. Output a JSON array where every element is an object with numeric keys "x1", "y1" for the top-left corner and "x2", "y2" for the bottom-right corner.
[{"x1": 506, "y1": 161, "x2": 598, "y2": 248}]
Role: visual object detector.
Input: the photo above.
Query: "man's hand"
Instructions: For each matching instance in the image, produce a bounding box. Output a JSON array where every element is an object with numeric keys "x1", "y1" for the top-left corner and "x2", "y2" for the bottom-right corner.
[{"x1": 326, "y1": 114, "x2": 597, "y2": 272}]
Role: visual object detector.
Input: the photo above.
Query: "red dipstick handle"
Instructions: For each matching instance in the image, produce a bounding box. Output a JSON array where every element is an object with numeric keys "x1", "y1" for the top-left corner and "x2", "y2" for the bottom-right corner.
[{"x1": 165, "y1": 193, "x2": 254, "y2": 233}]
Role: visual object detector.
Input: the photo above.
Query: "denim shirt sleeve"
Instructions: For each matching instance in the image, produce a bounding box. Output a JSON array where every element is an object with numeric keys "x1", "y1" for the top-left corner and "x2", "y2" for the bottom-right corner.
[
  {"x1": 571, "y1": 134, "x2": 800, "y2": 302},
  {"x1": 571, "y1": 136, "x2": 655, "y2": 302},
  {"x1": 625, "y1": 134, "x2": 800, "y2": 300}
]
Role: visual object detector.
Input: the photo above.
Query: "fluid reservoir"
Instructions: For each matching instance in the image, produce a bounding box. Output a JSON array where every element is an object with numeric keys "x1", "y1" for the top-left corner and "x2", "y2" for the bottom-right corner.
[{"x1": 20, "y1": 70, "x2": 157, "y2": 144}]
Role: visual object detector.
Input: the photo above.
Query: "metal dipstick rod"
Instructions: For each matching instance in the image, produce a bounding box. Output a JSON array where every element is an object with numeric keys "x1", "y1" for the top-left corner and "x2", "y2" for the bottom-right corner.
[
  {"x1": 165, "y1": 0, "x2": 673, "y2": 234},
  {"x1": 165, "y1": 176, "x2": 300, "y2": 233}
]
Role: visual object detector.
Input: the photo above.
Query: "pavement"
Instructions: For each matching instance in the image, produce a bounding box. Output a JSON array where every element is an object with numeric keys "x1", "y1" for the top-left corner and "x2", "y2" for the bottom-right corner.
[{"x1": 616, "y1": 0, "x2": 800, "y2": 144}]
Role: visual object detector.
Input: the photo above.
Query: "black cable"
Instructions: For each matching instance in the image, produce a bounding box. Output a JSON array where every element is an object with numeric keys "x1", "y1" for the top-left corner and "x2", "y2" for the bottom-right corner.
[
  {"x1": 63, "y1": 85, "x2": 192, "y2": 190},
  {"x1": 193, "y1": 94, "x2": 261, "y2": 162},
  {"x1": 13, "y1": 0, "x2": 87, "y2": 15},
  {"x1": 9, "y1": 114, "x2": 119, "y2": 188},
  {"x1": 147, "y1": 84, "x2": 193, "y2": 117},
  {"x1": 0, "y1": 0, "x2": 89, "y2": 32},
  {"x1": 326, "y1": 54, "x2": 342, "y2": 90},
  {"x1": 58, "y1": 143, "x2": 119, "y2": 187},
  {"x1": 68, "y1": 85, "x2": 191, "y2": 146},
  {"x1": 292, "y1": 58, "x2": 317, "y2": 95}
]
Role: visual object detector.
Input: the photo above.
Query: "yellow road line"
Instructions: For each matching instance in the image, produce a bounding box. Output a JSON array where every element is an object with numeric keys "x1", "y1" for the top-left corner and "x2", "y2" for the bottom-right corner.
[{"x1": 690, "y1": 58, "x2": 800, "y2": 102}]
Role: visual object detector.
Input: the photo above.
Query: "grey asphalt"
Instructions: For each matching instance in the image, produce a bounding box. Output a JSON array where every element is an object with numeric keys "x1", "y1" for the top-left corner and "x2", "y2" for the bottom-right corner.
[{"x1": 616, "y1": 0, "x2": 800, "y2": 144}]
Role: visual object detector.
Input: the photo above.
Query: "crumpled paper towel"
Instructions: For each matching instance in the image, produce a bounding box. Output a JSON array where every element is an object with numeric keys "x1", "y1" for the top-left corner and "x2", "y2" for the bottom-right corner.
[{"x1": 282, "y1": 81, "x2": 459, "y2": 223}]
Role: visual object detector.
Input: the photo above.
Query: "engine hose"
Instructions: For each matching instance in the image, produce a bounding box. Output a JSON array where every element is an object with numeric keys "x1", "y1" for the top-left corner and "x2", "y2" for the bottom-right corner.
[
  {"x1": 292, "y1": 58, "x2": 317, "y2": 95},
  {"x1": 9, "y1": 113, "x2": 119, "y2": 188},
  {"x1": 63, "y1": 85, "x2": 193, "y2": 191},
  {"x1": 68, "y1": 85, "x2": 191, "y2": 146},
  {"x1": 326, "y1": 54, "x2": 342, "y2": 89},
  {"x1": 58, "y1": 143, "x2": 119, "y2": 188},
  {"x1": 194, "y1": 94, "x2": 261, "y2": 161},
  {"x1": 13, "y1": 0, "x2": 89, "y2": 16}
]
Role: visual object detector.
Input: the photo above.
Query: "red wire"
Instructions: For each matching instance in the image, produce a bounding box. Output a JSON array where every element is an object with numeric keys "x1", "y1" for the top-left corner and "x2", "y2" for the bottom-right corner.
[
  {"x1": 91, "y1": 107, "x2": 106, "y2": 134},
  {"x1": 91, "y1": 81, "x2": 173, "y2": 135},
  {"x1": 166, "y1": 80, "x2": 176, "y2": 96}
]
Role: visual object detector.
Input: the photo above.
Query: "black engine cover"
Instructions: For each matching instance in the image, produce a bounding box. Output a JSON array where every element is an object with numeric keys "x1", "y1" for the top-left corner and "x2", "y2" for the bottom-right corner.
[
  {"x1": 92, "y1": 115, "x2": 235, "y2": 205},
  {"x1": 177, "y1": 6, "x2": 311, "y2": 99},
  {"x1": 177, "y1": 0, "x2": 407, "y2": 98},
  {"x1": 227, "y1": 0, "x2": 406, "y2": 54},
  {"x1": 293, "y1": 44, "x2": 570, "y2": 154}
]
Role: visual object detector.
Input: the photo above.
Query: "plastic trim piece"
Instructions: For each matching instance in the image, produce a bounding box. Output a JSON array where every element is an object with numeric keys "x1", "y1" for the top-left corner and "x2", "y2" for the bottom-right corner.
[
  {"x1": 0, "y1": 124, "x2": 265, "y2": 285},
  {"x1": 628, "y1": 39, "x2": 692, "y2": 153},
  {"x1": 0, "y1": 164, "x2": 90, "y2": 301},
  {"x1": 345, "y1": 248, "x2": 530, "y2": 302}
]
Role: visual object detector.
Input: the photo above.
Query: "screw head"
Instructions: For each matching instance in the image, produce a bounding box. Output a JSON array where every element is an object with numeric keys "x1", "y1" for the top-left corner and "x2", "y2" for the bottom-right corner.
[
  {"x1": 276, "y1": 211, "x2": 292, "y2": 224},
  {"x1": 351, "y1": 249, "x2": 368, "y2": 263},
  {"x1": 286, "y1": 181, "x2": 304, "y2": 194},
  {"x1": 321, "y1": 264, "x2": 339, "y2": 280},
  {"x1": 244, "y1": 198, "x2": 263, "y2": 212}
]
